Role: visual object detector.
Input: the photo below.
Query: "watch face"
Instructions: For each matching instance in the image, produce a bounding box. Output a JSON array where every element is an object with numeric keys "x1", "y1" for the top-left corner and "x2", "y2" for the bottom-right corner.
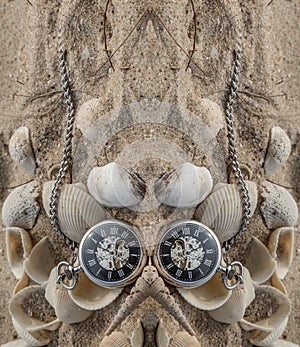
[
  {"x1": 79, "y1": 220, "x2": 143, "y2": 287},
  {"x1": 156, "y1": 220, "x2": 221, "y2": 287}
]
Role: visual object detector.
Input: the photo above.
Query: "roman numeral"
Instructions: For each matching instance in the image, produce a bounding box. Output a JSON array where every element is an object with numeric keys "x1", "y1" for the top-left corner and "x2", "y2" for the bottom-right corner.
[
  {"x1": 99, "y1": 229, "x2": 106, "y2": 237},
  {"x1": 162, "y1": 254, "x2": 169, "y2": 257},
  {"x1": 86, "y1": 249, "x2": 94, "y2": 254},
  {"x1": 172, "y1": 231, "x2": 180, "y2": 239},
  {"x1": 126, "y1": 263, "x2": 134, "y2": 269},
  {"x1": 121, "y1": 231, "x2": 129, "y2": 239},
  {"x1": 198, "y1": 268, "x2": 204, "y2": 276},
  {"x1": 182, "y1": 227, "x2": 190, "y2": 235},
  {"x1": 96, "y1": 268, "x2": 102, "y2": 276},
  {"x1": 91, "y1": 237, "x2": 98, "y2": 244},
  {"x1": 175, "y1": 269, "x2": 183, "y2": 277},
  {"x1": 88, "y1": 259, "x2": 96, "y2": 267},
  {"x1": 118, "y1": 269, "x2": 125, "y2": 277},
  {"x1": 128, "y1": 240, "x2": 137, "y2": 247},
  {"x1": 108, "y1": 271, "x2": 112, "y2": 279},
  {"x1": 203, "y1": 238, "x2": 209, "y2": 244},
  {"x1": 204, "y1": 259, "x2": 212, "y2": 267},
  {"x1": 164, "y1": 241, "x2": 172, "y2": 247},
  {"x1": 206, "y1": 249, "x2": 214, "y2": 254},
  {"x1": 166, "y1": 263, "x2": 174, "y2": 270},
  {"x1": 194, "y1": 230, "x2": 200, "y2": 237},
  {"x1": 110, "y1": 227, "x2": 118, "y2": 235},
  {"x1": 188, "y1": 271, "x2": 193, "y2": 280}
]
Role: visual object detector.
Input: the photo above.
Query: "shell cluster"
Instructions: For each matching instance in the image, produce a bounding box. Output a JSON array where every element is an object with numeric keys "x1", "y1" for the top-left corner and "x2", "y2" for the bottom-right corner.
[{"x1": 1, "y1": 121, "x2": 298, "y2": 347}]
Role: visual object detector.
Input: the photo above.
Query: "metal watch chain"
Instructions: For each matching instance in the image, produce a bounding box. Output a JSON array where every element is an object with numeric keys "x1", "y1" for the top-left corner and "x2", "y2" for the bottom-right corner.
[{"x1": 49, "y1": 29, "x2": 251, "y2": 290}]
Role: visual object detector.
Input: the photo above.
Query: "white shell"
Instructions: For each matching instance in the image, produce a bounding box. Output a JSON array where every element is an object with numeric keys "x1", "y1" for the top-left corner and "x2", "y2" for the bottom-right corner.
[
  {"x1": 245, "y1": 237, "x2": 276, "y2": 284},
  {"x1": 240, "y1": 285, "x2": 291, "y2": 333},
  {"x1": 77, "y1": 98, "x2": 100, "y2": 141},
  {"x1": 1, "y1": 339, "x2": 28, "y2": 347},
  {"x1": 194, "y1": 181, "x2": 258, "y2": 242},
  {"x1": 260, "y1": 181, "x2": 298, "y2": 229},
  {"x1": 178, "y1": 272, "x2": 232, "y2": 311},
  {"x1": 13, "y1": 272, "x2": 30, "y2": 295},
  {"x1": 271, "y1": 271, "x2": 287, "y2": 295},
  {"x1": 87, "y1": 162, "x2": 146, "y2": 208},
  {"x1": 9, "y1": 126, "x2": 36, "y2": 177},
  {"x1": 268, "y1": 227, "x2": 294, "y2": 280},
  {"x1": 208, "y1": 267, "x2": 255, "y2": 324},
  {"x1": 271, "y1": 340, "x2": 300, "y2": 347},
  {"x1": 6, "y1": 227, "x2": 32, "y2": 280},
  {"x1": 249, "y1": 317, "x2": 289, "y2": 347},
  {"x1": 45, "y1": 267, "x2": 92, "y2": 324},
  {"x1": 156, "y1": 320, "x2": 171, "y2": 347},
  {"x1": 9, "y1": 285, "x2": 61, "y2": 346},
  {"x1": 154, "y1": 162, "x2": 213, "y2": 208},
  {"x1": 24, "y1": 237, "x2": 55, "y2": 285},
  {"x1": 43, "y1": 181, "x2": 107, "y2": 243},
  {"x1": 170, "y1": 332, "x2": 201, "y2": 347},
  {"x1": 2, "y1": 181, "x2": 40, "y2": 230},
  {"x1": 264, "y1": 126, "x2": 291, "y2": 177},
  {"x1": 69, "y1": 271, "x2": 122, "y2": 310}
]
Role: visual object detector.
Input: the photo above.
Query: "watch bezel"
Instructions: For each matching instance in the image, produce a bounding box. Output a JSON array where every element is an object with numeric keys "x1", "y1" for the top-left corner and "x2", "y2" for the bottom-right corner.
[
  {"x1": 155, "y1": 219, "x2": 222, "y2": 288},
  {"x1": 78, "y1": 219, "x2": 144, "y2": 288}
]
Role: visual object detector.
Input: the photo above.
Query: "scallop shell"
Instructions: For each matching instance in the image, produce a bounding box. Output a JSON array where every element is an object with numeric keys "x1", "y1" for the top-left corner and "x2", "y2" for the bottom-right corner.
[
  {"x1": 9, "y1": 285, "x2": 61, "y2": 346},
  {"x1": 178, "y1": 271, "x2": 232, "y2": 311},
  {"x1": 69, "y1": 271, "x2": 122, "y2": 310},
  {"x1": 156, "y1": 321, "x2": 200, "y2": 347},
  {"x1": 45, "y1": 267, "x2": 92, "y2": 324},
  {"x1": 260, "y1": 181, "x2": 298, "y2": 229},
  {"x1": 264, "y1": 126, "x2": 291, "y2": 177},
  {"x1": 9, "y1": 126, "x2": 36, "y2": 177},
  {"x1": 2, "y1": 181, "x2": 40, "y2": 229},
  {"x1": 194, "y1": 181, "x2": 257, "y2": 242},
  {"x1": 208, "y1": 267, "x2": 255, "y2": 323},
  {"x1": 87, "y1": 162, "x2": 146, "y2": 208},
  {"x1": 249, "y1": 317, "x2": 289, "y2": 347},
  {"x1": 268, "y1": 227, "x2": 294, "y2": 280},
  {"x1": 245, "y1": 237, "x2": 276, "y2": 284},
  {"x1": 24, "y1": 237, "x2": 55, "y2": 285},
  {"x1": 6, "y1": 227, "x2": 32, "y2": 280},
  {"x1": 240, "y1": 285, "x2": 291, "y2": 333},
  {"x1": 154, "y1": 162, "x2": 213, "y2": 208},
  {"x1": 100, "y1": 320, "x2": 144, "y2": 347},
  {"x1": 43, "y1": 181, "x2": 107, "y2": 243}
]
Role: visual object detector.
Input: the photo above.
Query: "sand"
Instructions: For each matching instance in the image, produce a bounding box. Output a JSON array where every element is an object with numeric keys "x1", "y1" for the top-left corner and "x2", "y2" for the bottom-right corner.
[{"x1": 0, "y1": 0, "x2": 299, "y2": 346}]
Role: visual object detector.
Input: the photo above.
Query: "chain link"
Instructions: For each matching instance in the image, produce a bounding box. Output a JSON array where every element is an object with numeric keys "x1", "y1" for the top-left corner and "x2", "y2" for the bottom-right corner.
[
  {"x1": 49, "y1": 28, "x2": 78, "y2": 253},
  {"x1": 222, "y1": 32, "x2": 252, "y2": 253}
]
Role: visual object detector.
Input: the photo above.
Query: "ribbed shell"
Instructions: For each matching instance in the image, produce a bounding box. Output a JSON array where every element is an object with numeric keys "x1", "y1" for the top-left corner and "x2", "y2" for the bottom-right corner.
[
  {"x1": 260, "y1": 181, "x2": 298, "y2": 229},
  {"x1": 194, "y1": 181, "x2": 257, "y2": 242},
  {"x1": 43, "y1": 181, "x2": 107, "y2": 243},
  {"x1": 8, "y1": 126, "x2": 36, "y2": 177},
  {"x1": 170, "y1": 332, "x2": 201, "y2": 347},
  {"x1": 2, "y1": 181, "x2": 40, "y2": 230},
  {"x1": 264, "y1": 126, "x2": 291, "y2": 177},
  {"x1": 45, "y1": 267, "x2": 92, "y2": 324},
  {"x1": 99, "y1": 332, "x2": 130, "y2": 347},
  {"x1": 208, "y1": 268, "x2": 255, "y2": 323}
]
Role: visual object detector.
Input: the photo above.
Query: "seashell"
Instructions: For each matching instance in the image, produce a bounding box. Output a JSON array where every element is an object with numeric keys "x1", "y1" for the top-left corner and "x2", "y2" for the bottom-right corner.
[
  {"x1": 271, "y1": 272, "x2": 287, "y2": 295},
  {"x1": 87, "y1": 162, "x2": 146, "y2": 208},
  {"x1": 2, "y1": 181, "x2": 40, "y2": 230},
  {"x1": 260, "y1": 181, "x2": 298, "y2": 229},
  {"x1": 13, "y1": 272, "x2": 30, "y2": 295},
  {"x1": 194, "y1": 181, "x2": 257, "y2": 243},
  {"x1": 9, "y1": 285, "x2": 61, "y2": 346},
  {"x1": 249, "y1": 317, "x2": 289, "y2": 346},
  {"x1": 1, "y1": 339, "x2": 28, "y2": 347},
  {"x1": 24, "y1": 237, "x2": 55, "y2": 285},
  {"x1": 77, "y1": 98, "x2": 100, "y2": 141},
  {"x1": 69, "y1": 271, "x2": 122, "y2": 311},
  {"x1": 170, "y1": 331, "x2": 201, "y2": 347},
  {"x1": 208, "y1": 267, "x2": 255, "y2": 323},
  {"x1": 264, "y1": 126, "x2": 291, "y2": 177},
  {"x1": 240, "y1": 285, "x2": 291, "y2": 333},
  {"x1": 154, "y1": 162, "x2": 213, "y2": 208},
  {"x1": 6, "y1": 227, "x2": 32, "y2": 280},
  {"x1": 268, "y1": 227, "x2": 294, "y2": 280},
  {"x1": 9, "y1": 126, "x2": 36, "y2": 177},
  {"x1": 100, "y1": 320, "x2": 144, "y2": 347},
  {"x1": 245, "y1": 237, "x2": 276, "y2": 284},
  {"x1": 271, "y1": 340, "x2": 300, "y2": 347},
  {"x1": 45, "y1": 267, "x2": 92, "y2": 324},
  {"x1": 178, "y1": 271, "x2": 232, "y2": 311},
  {"x1": 43, "y1": 181, "x2": 107, "y2": 243},
  {"x1": 156, "y1": 320, "x2": 171, "y2": 347}
]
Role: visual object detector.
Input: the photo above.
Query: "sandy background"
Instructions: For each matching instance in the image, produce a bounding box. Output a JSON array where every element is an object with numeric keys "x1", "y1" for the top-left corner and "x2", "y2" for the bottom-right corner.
[{"x1": 0, "y1": 0, "x2": 299, "y2": 346}]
